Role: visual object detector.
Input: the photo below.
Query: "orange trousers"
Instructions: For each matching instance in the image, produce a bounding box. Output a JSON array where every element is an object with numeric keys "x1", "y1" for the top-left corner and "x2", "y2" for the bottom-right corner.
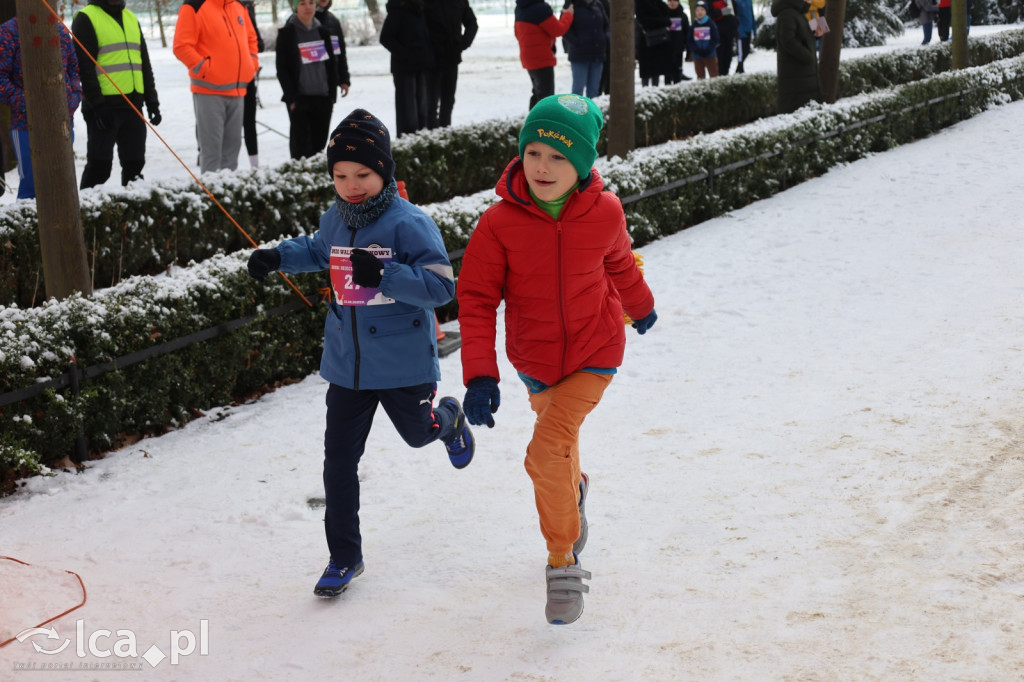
[{"x1": 525, "y1": 371, "x2": 614, "y2": 557}]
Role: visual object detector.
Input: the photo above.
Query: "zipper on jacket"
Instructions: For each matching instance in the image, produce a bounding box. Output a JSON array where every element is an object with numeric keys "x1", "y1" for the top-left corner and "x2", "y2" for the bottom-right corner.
[
  {"x1": 556, "y1": 221, "x2": 568, "y2": 377},
  {"x1": 348, "y1": 228, "x2": 361, "y2": 390}
]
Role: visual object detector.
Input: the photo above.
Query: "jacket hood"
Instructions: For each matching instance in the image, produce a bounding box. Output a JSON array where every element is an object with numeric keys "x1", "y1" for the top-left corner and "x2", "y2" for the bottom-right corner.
[{"x1": 771, "y1": 0, "x2": 810, "y2": 16}]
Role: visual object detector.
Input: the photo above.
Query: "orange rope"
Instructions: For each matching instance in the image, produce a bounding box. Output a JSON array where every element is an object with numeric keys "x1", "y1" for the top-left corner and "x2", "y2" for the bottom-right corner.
[
  {"x1": 37, "y1": 0, "x2": 312, "y2": 307},
  {"x1": 0, "y1": 556, "x2": 87, "y2": 649}
]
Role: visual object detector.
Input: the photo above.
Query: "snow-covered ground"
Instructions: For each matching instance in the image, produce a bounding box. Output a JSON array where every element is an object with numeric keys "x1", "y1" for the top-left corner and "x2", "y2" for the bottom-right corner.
[{"x1": 3, "y1": 14, "x2": 1024, "y2": 682}]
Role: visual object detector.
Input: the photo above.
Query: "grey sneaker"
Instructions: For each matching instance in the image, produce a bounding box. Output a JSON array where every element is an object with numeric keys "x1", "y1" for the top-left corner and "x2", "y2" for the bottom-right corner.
[
  {"x1": 573, "y1": 472, "x2": 589, "y2": 555},
  {"x1": 545, "y1": 557, "x2": 591, "y2": 625}
]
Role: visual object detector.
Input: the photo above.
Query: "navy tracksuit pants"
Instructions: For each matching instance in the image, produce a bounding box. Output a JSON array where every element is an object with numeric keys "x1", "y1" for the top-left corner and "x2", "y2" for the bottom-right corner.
[{"x1": 322, "y1": 382, "x2": 457, "y2": 568}]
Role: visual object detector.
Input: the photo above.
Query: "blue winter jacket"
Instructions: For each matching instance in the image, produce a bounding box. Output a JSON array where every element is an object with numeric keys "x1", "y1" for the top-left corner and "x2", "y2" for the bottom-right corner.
[
  {"x1": 688, "y1": 15, "x2": 720, "y2": 59},
  {"x1": 276, "y1": 197, "x2": 455, "y2": 390}
]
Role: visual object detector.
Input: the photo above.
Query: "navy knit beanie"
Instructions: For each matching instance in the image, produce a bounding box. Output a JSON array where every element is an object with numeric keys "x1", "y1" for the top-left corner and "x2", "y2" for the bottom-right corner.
[{"x1": 326, "y1": 109, "x2": 395, "y2": 183}]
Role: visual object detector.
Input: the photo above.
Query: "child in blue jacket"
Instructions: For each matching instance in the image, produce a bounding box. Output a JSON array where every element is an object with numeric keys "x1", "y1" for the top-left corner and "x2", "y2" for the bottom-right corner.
[
  {"x1": 687, "y1": 0, "x2": 720, "y2": 79},
  {"x1": 246, "y1": 108, "x2": 474, "y2": 598}
]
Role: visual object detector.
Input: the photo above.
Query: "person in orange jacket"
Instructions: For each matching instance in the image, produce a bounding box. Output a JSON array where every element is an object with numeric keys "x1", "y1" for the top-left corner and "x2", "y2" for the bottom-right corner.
[
  {"x1": 173, "y1": 0, "x2": 259, "y2": 173},
  {"x1": 514, "y1": 0, "x2": 574, "y2": 109}
]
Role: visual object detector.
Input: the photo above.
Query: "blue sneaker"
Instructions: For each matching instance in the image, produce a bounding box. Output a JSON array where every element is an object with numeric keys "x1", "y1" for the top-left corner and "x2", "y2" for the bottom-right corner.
[
  {"x1": 573, "y1": 472, "x2": 589, "y2": 555},
  {"x1": 439, "y1": 397, "x2": 474, "y2": 469},
  {"x1": 313, "y1": 559, "x2": 364, "y2": 598}
]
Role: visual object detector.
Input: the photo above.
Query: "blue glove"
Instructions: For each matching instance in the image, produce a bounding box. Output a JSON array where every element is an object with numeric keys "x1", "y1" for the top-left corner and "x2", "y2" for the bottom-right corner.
[
  {"x1": 632, "y1": 309, "x2": 658, "y2": 335},
  {"x1": 464, "y1": 377, "x2": 500, "y2": 428}
]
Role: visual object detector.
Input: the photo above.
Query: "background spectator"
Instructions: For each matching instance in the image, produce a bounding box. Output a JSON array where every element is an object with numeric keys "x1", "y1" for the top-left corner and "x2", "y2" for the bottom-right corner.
[
  {"x1": 636, "y1": 0, "x2": 671, "y2": 87},
  {"x1": 687, "y1": 0, "x2": 720, "y2": 79},
  {"x1": 0, "y1": 16, "x2": 81, "y2": 199},
  {"x1": 514, "y1": 0, "x2": 574, "y2": 108},
  {"x1": 241, "y1": 0, "x2": 265, "y2": 168},
  {"x1": 316, "y1": 0, "x2": 352, "y2": 98},
  {"x1": 173, "y1": 0, "x2": 259, "y2": 173},
  {"x1": 276, "y1": 0, "x2": 339, "y2": 160},
  {"x1": 380, "y1": 0, "x2": 435, "y2": 137},
  {"x1": 424, "y1": 0, "x2": 478, "y2": 129},
  {"x1": 772, "y1": 0, "x2": 821, "y2": 113},
  {"x1": 562, "y1": 0, "x2": 608, "y2": 98}
]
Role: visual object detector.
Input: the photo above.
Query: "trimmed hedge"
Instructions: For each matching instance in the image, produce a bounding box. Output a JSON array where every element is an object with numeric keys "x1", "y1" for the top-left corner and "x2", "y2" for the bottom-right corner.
[
  {"x1": 3, "y1": 51, "x2": 1023, "y2": 490},
  {"x1": 2, "y1": 29, "x2": 1023, "y2": 309}
]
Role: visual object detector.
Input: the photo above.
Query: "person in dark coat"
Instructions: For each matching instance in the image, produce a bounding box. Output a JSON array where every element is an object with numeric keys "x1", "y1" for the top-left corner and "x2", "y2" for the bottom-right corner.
[
  {"x1": 595, "y1": 0, "x2": 611, "y2": 95},
  {"x1": 276, "y1": 0, "x2": 339, "y2": 159},
  {"x1": 635, "y1": 0, "x2": 671, "y2": 87},
  {"x1": 665, "y1": 0, "x2": 691, "y2": 83},
  {"x1": 709, "y1": 0, "x2": 738, "y2": 76},
  {"x1": 380, "y1": 0, "x2": 435, "y2": 137},
  {"x1": 562, "y1": 0, "x2": 608, "y2": 97},
  {"x1": 316, "y1": 0, "x2": 352, "y2": 97},
  {"x1": 241, "y1": 0, "x2": 264, "y2": 168},
  {"x1": 771, "y1": 0, "x2": 821, "y2": 114},
  {"x1": 423, "y1": 0, "x2": 477, "y2": 129}
]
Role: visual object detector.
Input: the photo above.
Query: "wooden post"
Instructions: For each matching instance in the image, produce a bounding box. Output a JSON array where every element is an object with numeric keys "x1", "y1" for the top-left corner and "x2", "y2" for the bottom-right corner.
[
  {"x1": 951, "y1": 0, "x2": 968, "y2": 70},
  {"x1": 819, "y1": 0, "x2": 847, "y2": 103},
  {"x1": 16, "y1": 0, "x2": 91, "y2": 300},
  {"x1": 607, "y1": 0, "x2": 636, "y2": 159}
]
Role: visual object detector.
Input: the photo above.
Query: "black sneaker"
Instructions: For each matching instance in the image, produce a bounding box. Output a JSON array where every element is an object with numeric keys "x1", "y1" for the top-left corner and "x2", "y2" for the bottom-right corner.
[
  {"x1": 313, "y1": 559, "x2": 364, "y2": 598},
  {"x1": 438, "y1": 397, "x2": 474, "y2": 469}
]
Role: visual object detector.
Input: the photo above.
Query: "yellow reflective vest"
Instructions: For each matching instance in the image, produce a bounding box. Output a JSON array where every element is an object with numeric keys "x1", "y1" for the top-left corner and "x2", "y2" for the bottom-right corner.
[{"x1": 77, "y1": 4, "x2": 144, "y2": 96}]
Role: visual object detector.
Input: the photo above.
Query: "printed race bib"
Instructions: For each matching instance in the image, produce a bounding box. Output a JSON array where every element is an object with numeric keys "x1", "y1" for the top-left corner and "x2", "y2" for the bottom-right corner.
[
  {"x1": 669, "y1": 17, "x2": 683, "y2": 31},
  {"x1": 329, "y1": 246, "x2": 395, "y2": 306},
  {"x1": 298, "y1": 39, "x2": 329, "y2": 65},
  {"x1": 694, "y1": 26, "x2": 711, "y2": 41},
  {"x1": 330, "y1": 35, "x2": 341, "y2": 54}
]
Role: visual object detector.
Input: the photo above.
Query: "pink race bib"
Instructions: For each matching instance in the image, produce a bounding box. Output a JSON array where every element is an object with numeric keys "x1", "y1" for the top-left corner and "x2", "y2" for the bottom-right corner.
[{"x1": 329, "y1": 246, "x2": 395, "y2": 306}]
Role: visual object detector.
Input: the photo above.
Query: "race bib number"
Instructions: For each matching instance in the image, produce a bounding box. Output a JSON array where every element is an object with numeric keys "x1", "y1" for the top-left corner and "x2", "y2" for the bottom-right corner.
[
  {"x1": 330, "y1": 35, "x2": 341, "y2": 54},
  {"x1": 669, "y1": 17, "x2": 683, "y2": 31},
  {"x1": 330, "y1": 247, "x2": 395, "y2": 306},
  {"x1": 298, "y1": 39, "x2": 329, "y2": 64},
  {"x1": 694, "y1": 26, "x2": 711, "y2": 41}
]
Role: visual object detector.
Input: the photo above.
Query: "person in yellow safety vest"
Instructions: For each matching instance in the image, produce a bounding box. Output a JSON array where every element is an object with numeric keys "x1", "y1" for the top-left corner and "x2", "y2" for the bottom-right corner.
[{"x1": 72, "y1": 0, "x2": 160, "y2": 190}]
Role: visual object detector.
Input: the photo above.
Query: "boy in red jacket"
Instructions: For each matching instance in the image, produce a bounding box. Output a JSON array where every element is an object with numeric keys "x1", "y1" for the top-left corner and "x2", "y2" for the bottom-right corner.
[{"x1": 456, "y1": 94, "x2": 657, "y2": 625}]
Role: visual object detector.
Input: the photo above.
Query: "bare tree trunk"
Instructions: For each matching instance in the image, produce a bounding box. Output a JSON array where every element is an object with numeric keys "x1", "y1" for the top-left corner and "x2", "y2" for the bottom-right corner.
[
  {"x1": 16, "y1": 0, "x2": 91, "y2": 300},
  {"x1": 951, "y1": 0, "x2": 968, "y2": 69},
  {"x1": 607, "y1": 0, "x2": 635, "y2": 160},
  {"x1": 271, "y1": 0, "x2": 278, "y2": 26},
  {"x1": 365, "y1": 0, "x2": 384, "y2": 32},
  {"x1": 818, "y1": 0, "x2": 846, "y2": 103},
  {"x1": 154, "y1": 0, "x2": 167, "y2": 48}
]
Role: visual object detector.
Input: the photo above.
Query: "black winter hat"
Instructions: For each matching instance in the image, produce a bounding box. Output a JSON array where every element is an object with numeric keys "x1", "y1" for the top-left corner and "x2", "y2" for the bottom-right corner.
[{"x1": 326, "y1": 109, "x2": 395, "y2": 183}]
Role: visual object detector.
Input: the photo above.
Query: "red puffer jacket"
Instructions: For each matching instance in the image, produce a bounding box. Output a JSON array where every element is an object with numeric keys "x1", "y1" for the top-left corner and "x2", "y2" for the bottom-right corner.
[
  {"x1": 514, "y1": 0, "x2": 574, "y2": 70},
  {"x1": 458, "y1": 159, "x2": 655, "y2": 387}
]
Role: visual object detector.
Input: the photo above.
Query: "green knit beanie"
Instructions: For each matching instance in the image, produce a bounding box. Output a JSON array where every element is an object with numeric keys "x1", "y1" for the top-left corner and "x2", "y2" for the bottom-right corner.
[{"x1": 518, "y1": 94, "x2": 604, "y2": 180}]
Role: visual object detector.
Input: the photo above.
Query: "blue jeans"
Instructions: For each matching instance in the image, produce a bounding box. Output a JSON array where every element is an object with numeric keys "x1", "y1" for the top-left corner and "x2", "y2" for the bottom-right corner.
[
  {"x1": 12, "y1": 127, "x2": 73, "y2": 199},
  {"x1": 570, "y1": 61, "x2": 603, "y2": 99}
]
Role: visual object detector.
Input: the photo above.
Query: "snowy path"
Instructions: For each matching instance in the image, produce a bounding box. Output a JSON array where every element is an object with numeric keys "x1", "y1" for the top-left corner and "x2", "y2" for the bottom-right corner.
[{"x1": 2, "y1": 93, "x2": 1024, "y2": 682}]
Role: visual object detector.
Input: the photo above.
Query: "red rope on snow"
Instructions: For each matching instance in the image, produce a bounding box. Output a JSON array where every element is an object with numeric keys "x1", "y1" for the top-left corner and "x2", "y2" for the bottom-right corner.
[{"x1": 0, "y1": 556, "x2": 87, "y2": 649}]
